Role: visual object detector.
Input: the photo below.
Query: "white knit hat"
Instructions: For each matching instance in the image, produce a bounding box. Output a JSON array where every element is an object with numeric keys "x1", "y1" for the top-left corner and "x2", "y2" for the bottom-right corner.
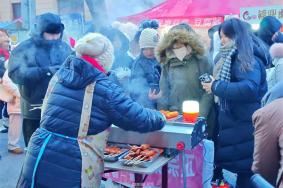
[
  {"x1": 75, "y1": 33, "x2": 114, "y2": 71},
  {"x1": 112, "y1": 21, "x2": 138, "y2": 41},
  {"x1": 139, "y1": 28, "x2": 159, "y2": 49}
]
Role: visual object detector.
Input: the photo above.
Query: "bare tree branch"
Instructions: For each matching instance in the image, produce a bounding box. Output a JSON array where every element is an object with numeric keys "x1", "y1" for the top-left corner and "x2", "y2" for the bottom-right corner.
[{"x1": 85, "y1": 0, "x2": 108, "y2": 31}]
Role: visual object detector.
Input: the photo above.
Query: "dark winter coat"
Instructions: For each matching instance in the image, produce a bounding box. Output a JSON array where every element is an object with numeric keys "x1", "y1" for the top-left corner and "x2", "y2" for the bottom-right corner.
[
  {"x1": 130, "y1": 54, "x2": 161, "y2": 109},
  {"x1": 212, "y1": 51, "x2": 267, "y2": 173},
  {"x1": 252, "y1": 33, "x2": 272, "y2": 68},
  {"x1": 8, "y1": 13, "x2": 72, "y2": 119},
  {"x1": 17, "y1": 56, "x2": 165, "y2": 188}
]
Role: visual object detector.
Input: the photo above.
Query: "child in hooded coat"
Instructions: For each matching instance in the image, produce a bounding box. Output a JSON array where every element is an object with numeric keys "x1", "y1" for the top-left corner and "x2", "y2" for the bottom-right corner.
[{"x1": 130, "y1": 28, "x2": 161, "y2": 109}]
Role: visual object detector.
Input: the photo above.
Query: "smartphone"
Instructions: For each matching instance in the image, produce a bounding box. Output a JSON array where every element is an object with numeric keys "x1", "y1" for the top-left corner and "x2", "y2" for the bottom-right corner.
[
  {"x1": 150, "y1": 84, "x2": 160, "y2": 94},
  {"x1": 199, "y1": 73, "x2": 212, "y2": 83}
]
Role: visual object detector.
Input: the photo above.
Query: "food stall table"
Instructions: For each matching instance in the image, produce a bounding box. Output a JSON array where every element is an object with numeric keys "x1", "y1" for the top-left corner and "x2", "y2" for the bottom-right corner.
[
  {"x1": 103, "y1": 122, "x2": 194, "y2": 188},
  {"x1": 104, "y1": 155, "x2": 176, "y2": 188}
]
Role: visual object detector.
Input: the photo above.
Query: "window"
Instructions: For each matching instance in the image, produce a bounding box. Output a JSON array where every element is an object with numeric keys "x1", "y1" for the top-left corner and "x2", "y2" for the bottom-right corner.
[
  {"x1": 57, "y1": 0, "x2": 84, "y2": 15},
  {"x1": 12, "y1": 3, "x2": 21, "y2": 20}
]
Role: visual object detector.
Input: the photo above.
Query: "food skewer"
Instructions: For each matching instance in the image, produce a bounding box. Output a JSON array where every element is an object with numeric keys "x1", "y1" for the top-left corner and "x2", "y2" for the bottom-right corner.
[
  {"x1": 125, "y1": 155, "x2": 141, "y2": 165},
  {"x1": 132, "y1": 156, "x2": 147, "y2": 165},
  {"x1": 122, "y1": 144, "x2": 163, "y2": 166},
  {"x1": 126, "y1": 155, "x2": 145, "y2": 165}
]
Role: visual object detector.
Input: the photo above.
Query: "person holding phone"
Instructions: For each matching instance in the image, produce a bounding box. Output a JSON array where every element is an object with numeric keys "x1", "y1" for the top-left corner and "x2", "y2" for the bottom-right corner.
[
  {"x1": 130, "y1": 28, "x2": 161, "y2": 109},
  {"x1": 153, "y1": 26, "x2": 215, "y2": 137},
  {"x1": 202, "y1": 19, "x2": 267, "y2": 187}
]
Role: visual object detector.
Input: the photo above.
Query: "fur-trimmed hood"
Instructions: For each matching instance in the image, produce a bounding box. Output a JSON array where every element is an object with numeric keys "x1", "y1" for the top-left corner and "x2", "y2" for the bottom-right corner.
[
  {"x1": 270, "y1": 43, "x2": 283, "y2": 59},
  {"x1": 156, "y1": 29, "x2": 205, "y2": 64}
]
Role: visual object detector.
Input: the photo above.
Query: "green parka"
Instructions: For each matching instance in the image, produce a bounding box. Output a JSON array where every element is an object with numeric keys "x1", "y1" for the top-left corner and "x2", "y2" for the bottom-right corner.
[{"x1": 156, "y1": 29, "x2": 215, "y2": 134}]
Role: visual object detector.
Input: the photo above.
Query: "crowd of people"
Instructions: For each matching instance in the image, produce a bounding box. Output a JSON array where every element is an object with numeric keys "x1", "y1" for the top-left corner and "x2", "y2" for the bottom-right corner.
[{"x1": 0, "y1": 11, "x2": 282, "y2": 188}]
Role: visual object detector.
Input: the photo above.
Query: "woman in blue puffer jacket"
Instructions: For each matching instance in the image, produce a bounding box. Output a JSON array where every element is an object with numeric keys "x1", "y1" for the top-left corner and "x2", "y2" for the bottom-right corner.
[
  {"x1": 17, "y1": 33, "x2": 165, "y2": 188},
  {"x1": 202, "y1": 19, "x2": 267, "y2": 187}
]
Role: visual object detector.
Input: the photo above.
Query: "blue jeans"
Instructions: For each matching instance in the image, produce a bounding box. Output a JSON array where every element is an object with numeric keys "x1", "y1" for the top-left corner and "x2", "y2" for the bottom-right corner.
[{"x1": 0, "y1": 101, "x2": 9, "y2": 119}]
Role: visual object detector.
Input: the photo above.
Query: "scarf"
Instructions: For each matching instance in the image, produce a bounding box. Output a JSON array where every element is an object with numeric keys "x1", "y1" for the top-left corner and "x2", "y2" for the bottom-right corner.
[
  {"x1": 215, "y1": 41, "x2": 237, "y2": 109},
  {"x1": 81, "y1": 55, "x2": 106, "y2": 74},
  {"x1": 217, "y1": 41, "x2": 237, "y2": 82},
  {"x1": 0, "y1": 48, "x2": 9, "y2": 60}
]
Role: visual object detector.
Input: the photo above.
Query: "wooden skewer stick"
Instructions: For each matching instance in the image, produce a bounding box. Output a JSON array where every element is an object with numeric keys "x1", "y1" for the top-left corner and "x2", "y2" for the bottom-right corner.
[
  {"x1": 125, "y1": 155, "x2": 142, "y2": 165},
  {"x1": 133, "y1": 156, "x2": 147, "y2": 165}
]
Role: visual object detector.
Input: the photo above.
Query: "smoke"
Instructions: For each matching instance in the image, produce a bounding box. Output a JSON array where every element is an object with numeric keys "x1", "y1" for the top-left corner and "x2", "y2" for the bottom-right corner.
[
  {"x1": 61, "y1": 13, "x2": 85, "y2": 41},
  {"x1": 105, "y1": 0, "x2": 164, "y2": 22}
]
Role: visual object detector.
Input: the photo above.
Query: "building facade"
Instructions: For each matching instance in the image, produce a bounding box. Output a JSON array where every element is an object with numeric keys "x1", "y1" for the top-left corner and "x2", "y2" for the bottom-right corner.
[
  {"x1": 0, "y1": 0, "x2": 92, "y2": 22},
  {"x1": 0, "y1": 0, "x2": 164, "y2": 22}
]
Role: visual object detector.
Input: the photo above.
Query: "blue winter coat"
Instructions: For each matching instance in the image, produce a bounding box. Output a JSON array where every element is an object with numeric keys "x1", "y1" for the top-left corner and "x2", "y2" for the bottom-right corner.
[
  {"x1": 130, "y1": 54, "x2": 161, "y2": 109},
  {"x1": 262, "y1": 81, "x2": 283, "y2": 106},
  {"x1": 212, "y1": 53, "x2": 267, "y2": 174},
  {"x1": 16, "y1": 56, "x2": 165, "y2": 188},
  {"x1": 8, "y1": 13, "x2": 72, "y2": 119}
]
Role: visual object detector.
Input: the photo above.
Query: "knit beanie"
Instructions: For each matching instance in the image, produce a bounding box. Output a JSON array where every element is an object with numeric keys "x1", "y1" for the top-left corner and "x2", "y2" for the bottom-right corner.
[
  {"x1": 75, "y1": 33, "x2": 114, "y2": 71},
  {"x1": 170, "y1": 23, "x2": 195, "y2": 33},
  {"x1": 139, "y1": 28, "x2": 159, "y2": 49},
  {"x1": 112, "y1": 21, "x2": 138, "y2": 42},
  {"x1": 269, "y1": 43, "x2": 283, "y2": 59}
]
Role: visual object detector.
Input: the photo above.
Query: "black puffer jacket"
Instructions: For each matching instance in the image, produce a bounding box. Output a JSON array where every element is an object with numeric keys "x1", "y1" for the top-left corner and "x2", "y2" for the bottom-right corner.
[
  {"x1": 8, "y1": 13, "x2": 72, "y2": 119},
  {"x1": 213, "y1": 47, "x2": 267, "y2": 174},
  {"x1": 252, "y1": 34, "x2": 272, "y2": 68}
]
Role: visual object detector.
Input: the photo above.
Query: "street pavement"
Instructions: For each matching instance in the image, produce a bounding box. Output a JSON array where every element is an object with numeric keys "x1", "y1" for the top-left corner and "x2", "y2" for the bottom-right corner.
[
  {"x1": 0, "y1": 130, "x2": 25, "y2": 188},
  {"x1": 0, "y1": 129, "x2": 124, "y2": 188},
  {"x1": 0, "y1": 123, "x2": 235, "y2": 188}
]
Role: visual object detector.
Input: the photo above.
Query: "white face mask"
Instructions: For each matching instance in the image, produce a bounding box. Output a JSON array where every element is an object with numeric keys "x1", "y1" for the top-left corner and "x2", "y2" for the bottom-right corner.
[{"x1": 172, "y1": 46, "x2": 190, "y2": 61}]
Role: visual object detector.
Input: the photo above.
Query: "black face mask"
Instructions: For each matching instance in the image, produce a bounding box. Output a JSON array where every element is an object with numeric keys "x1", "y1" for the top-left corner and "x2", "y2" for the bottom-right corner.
[
  {"x1": 42, "y1": 39, "x2": 61, "y2": 47},
  {"x1": 273, "y1": 32, "x2": 283, "y2": 43},
  {"x1": 33, "y1": 34, "x2": 61, "y2": 48}
]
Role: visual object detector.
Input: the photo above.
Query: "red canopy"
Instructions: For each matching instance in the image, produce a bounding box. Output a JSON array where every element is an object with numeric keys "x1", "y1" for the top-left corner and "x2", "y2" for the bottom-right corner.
[{"x1": 120, "y1": 0, "x2": 277, "y2": 28}]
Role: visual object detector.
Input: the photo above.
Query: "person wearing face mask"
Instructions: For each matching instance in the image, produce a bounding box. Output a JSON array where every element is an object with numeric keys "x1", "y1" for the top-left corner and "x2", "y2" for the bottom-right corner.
[
  {"x1": 129, "y1": 28, "x2": 161, "y2": 109},
  {"x1": 202, "y1": 18, "x2": 267, "y2": 187},
  {"x1": 154, "y1": 27, "x2": 215, "y2": 137},
  {"x1": 8, "y1": 13, "x2": 72, "y2": 147}
]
